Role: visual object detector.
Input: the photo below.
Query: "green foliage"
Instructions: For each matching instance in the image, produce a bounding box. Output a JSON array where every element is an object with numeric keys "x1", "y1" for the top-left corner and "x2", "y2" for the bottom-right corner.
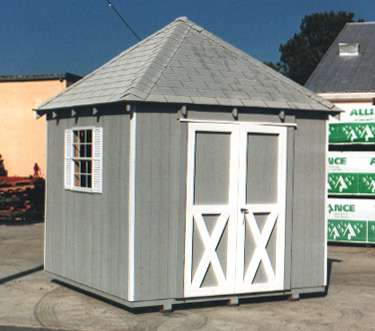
[{"x1": 266, "y1": 11, "x2": 363, "y2": 85}]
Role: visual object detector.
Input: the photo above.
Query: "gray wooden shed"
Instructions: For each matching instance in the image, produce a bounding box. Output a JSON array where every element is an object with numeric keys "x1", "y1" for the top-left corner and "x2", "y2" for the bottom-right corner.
[{"x1": 36, "y1": 17, "x2": 339, "y2": 310}]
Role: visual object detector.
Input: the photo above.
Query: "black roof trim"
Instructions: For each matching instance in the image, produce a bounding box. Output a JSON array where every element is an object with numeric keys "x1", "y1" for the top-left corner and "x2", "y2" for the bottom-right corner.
[{"x1": 0, "y1": 73, "x2": 82, "y2": 83}]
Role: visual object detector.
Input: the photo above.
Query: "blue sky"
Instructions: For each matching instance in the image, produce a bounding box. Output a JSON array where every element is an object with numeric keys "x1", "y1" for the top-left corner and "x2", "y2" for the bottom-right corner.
[{"x1": 1, "y1": 0, "x2": 374, "y2": 77}]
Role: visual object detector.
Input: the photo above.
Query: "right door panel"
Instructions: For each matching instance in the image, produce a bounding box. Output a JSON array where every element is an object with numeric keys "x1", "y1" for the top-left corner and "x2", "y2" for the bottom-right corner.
[{"x1": 235, "y1": 125, "x2": 287, "y2": 293}]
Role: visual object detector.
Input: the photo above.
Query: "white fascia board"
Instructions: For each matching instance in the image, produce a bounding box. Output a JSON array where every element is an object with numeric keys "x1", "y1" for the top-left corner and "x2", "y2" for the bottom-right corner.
[{"x1": 318, "y1": 92, "x2": 375, "y2": 103}]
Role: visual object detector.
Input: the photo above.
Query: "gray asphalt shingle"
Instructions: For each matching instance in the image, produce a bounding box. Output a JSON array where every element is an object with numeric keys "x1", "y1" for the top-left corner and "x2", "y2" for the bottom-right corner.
[
  {"x1": 37, "y1": 17, "x2": 336, "y2": 112},
  {"x1": 306, "y1": 22, "x2": 375, "y2": 93}
]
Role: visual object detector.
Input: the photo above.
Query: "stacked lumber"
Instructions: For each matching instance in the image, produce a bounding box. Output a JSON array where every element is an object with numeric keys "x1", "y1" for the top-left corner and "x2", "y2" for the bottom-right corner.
[{"x1": 0, "y1": 177, "x2": 45, "y2": 221}]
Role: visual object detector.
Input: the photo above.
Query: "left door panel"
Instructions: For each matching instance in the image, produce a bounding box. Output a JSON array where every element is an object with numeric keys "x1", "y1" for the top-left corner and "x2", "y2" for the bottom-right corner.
[{"x1": 184, "y1": 123, "x2": 239, "y2": 297}]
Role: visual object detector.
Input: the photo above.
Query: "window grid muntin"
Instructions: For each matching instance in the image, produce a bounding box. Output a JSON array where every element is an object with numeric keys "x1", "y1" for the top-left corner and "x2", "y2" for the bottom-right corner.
[{"x1": 72, "y1": 129, "x2": 93, "y2": 189}]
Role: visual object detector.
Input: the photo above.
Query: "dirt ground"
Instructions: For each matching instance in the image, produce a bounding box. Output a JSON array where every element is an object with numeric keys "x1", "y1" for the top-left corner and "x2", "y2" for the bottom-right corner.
[{"x1": 0, "y1": 221, "x2": 374, "y2": 331}]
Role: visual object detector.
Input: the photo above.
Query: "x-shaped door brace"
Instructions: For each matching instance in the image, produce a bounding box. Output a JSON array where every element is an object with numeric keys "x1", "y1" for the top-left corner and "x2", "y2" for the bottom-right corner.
[
  {"x1": 191, "y1": 212, "x2": 230, "y2": 290},
  {"x1": 243, "y1": 210, "x2": 278, "y2": 285}
]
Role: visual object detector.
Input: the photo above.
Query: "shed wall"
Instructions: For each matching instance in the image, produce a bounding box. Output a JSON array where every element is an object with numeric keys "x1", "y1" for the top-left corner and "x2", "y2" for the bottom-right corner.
[
  {"x1": 133, "y1": 106, "x2": 186, "y2": 301},
  {"x1": 291, "y1": 114, "x2": 328, "y2": 289},
  {"x1": 45, "y1": 108, "x2": 131, "y2": 299},
  {"x1": 133, "y1": 106, "x2": 296, "y2": 301}
]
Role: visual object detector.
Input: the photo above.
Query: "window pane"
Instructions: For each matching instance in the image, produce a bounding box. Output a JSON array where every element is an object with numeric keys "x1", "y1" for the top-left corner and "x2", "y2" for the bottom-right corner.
[
  {"x1": 86, "y1": 143, "x2": 92, "y2": 157},
  {"x1": 74, "y1": 160, "x2": 80, "y2": 173},
  {"x1": 86, "y1": 130, "x2": 92, "y2": 143},
  {"x1": 80, "y1": 144, "x2": 85, "y2": 157},
  {"x1": 87, "y1": 175, "x2": 92, "y2": 188},
  {"x1": 81, "y1": 175, "x2": 87, "y2": 187},
  {"x1": 74, "y1": 174, "x2": 80, "y2": 186},
  {"x1": 80, "y1": 161, "x2": 86, "y2": 174},
  {"x1": 74, "y1": 131, "x2": 79, "y2": 144},
  {"x1": 73, "y1": 144, "x2": 79, "y2": 157},
  {"x1": 79, "y1": 130, "x2": 85, "y2": 143}
]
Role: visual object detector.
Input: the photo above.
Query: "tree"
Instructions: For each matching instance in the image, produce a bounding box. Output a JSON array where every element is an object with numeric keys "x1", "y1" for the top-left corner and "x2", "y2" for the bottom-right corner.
[{"x1": 266, "y1": 11, "x2": 364, "y2": 85}]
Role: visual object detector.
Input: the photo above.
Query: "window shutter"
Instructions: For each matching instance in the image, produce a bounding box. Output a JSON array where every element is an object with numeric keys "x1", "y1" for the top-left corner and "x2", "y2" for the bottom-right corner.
[
  {"x1": 65, "y1": 129, "x2": 73, "y2": 189},
  {"x1": 92, "y1": 127, "x2": 103, "y2": 193}
]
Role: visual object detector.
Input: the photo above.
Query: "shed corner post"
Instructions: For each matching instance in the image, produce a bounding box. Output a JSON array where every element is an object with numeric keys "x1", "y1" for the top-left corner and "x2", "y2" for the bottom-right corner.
[{"x1": 128, "y1": 105, "x2": 137, "y2": 301}]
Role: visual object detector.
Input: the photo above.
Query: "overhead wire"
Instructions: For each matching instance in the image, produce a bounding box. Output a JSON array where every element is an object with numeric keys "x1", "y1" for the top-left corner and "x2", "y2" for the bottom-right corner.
[{"x1": 106, "y1": 0, "x2": 141, "y2": 41}]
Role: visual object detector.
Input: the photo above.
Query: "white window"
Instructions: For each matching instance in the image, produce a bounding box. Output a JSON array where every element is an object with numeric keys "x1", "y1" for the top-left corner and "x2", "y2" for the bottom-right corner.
[{"x1": 65, "y1": 127, "x2": 103, "y2": 193}]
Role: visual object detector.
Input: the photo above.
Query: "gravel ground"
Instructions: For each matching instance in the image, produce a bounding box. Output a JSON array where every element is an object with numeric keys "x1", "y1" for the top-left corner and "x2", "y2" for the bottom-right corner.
[{"x1": 0, "y1": 221, "x2": 374, "y2": 330}]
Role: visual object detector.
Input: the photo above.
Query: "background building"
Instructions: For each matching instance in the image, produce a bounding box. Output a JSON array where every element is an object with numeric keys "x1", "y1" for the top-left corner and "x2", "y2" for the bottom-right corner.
[
  {"x1": 306, "y1": 22, "x2": 375, "y2": 244},
  {"x1": 0, "y1": 73, "x2": 81, "y2": 177}
]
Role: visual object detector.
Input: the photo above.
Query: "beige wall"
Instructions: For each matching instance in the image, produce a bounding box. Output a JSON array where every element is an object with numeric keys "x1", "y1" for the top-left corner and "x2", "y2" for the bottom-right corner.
[{"x1": 0, "y1": 80, "x2": 66, "y2": 176}]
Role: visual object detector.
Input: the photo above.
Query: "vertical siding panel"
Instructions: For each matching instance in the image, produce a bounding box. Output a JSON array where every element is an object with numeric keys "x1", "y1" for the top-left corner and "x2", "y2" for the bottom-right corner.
[
  {"x1": 311, "y1": 120, "x2": 326, "y2": 285},
  {"x1": 134, "y1": 111, "x2": 151, "y2": 299},
  {"x1": 292, "y1": 116, "x2": 327, "y2": 289},
  {"x1": 134, "y1": 108, "x2": 183, "y2": 301},
  {"x1": 150, "y1": 112, "x2": 162, "y2": 296},
  {"x1": 158, "y1": 112, "x2": 171, "y2": 297},
  {"x1": 170, "y1": 114, "x2": 184, "y2": 298}
]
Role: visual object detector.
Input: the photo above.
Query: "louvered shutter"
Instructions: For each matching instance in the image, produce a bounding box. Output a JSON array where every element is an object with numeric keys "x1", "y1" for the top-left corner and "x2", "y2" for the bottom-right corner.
[
  {"x1": 65, "y1": 129, "x2": 73, "y2": 189},
  {"x1": 92, "y1": 127, "x2": 103, "y2": 193}
]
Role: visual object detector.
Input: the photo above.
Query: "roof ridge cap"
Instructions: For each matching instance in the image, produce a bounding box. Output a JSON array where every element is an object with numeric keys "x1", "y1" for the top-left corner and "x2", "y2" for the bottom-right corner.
[{"x1": 346, "y1": 21, "x2": 375, "y2": 25}]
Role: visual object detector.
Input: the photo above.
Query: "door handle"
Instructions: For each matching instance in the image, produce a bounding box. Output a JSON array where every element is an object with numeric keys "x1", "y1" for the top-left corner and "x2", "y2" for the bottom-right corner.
[{"x1": 240, "y1": 208, "x2": 249, "y2": 225}]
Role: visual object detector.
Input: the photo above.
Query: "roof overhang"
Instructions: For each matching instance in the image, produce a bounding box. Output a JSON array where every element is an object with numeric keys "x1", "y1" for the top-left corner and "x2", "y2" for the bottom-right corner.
[
  {"x1": 318, "y1": 92, "x2": 375, "y2": 103},
  {"x1": 0, "y1": 73, "x2": 82, "y2": 83}
]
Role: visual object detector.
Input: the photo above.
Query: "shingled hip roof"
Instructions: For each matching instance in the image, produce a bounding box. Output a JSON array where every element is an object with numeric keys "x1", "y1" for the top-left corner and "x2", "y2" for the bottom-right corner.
[{"x1": 37, "y1": 17, "x2": 337, "y2": 113}]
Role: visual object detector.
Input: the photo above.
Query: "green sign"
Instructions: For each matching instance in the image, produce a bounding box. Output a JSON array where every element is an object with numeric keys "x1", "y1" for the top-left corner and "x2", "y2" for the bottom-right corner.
[
  {"x1": 327, "y1": 152, "x2": 375, "y2": 172},
  {"x1": 329, "y1": 122, "x2": 375, "y2": 144},
  {"x1": 328, "y1": 173, "x2": 358, "y2": 194},
  {"x1": 327, "y1": 198, "x2": 375, "y2": 243},
  {"x1": 335, "y1": 103, "x2": 375, "y2": 122},
  {"x1": 328, "y1": 173, "x2": 375, "y2": 195},
  {"x1": 369, "y1": 222, "x2": 375, "y2": 242},
  {"x1": 359, "y1": 174, "x2": 375, "y2": 194},
  {"x1": 328, "y1": 220, "x2": 367, "y2": 242}
]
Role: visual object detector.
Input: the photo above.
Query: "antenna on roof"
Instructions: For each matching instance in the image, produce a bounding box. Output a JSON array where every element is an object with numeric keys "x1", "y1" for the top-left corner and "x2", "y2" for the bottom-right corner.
[{"x1": 106, "y1": 0, "x2": 141, "y2": 41}]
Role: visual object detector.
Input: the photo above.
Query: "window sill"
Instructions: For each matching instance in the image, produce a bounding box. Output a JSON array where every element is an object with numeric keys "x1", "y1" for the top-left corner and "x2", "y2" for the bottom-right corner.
[{"x1": 65, "y1": 187, "x2": 102, "y2": 194}]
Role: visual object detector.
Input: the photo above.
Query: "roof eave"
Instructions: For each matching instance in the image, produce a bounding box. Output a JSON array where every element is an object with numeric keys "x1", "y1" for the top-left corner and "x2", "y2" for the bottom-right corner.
[{"x1": 318, "y1": 92, "x2": 375, "y2": 103}]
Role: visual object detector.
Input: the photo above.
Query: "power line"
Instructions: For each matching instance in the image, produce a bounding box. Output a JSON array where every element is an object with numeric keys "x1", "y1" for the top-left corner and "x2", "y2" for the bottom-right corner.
[{"x1": 106, "y1": 0, "x2": 141, "y2": 41}]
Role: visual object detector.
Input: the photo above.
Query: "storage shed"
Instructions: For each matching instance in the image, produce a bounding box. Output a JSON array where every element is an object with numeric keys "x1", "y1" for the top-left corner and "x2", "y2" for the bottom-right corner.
[{"x1": 36, "y1": 17, "x2": 339, "y2": 310}]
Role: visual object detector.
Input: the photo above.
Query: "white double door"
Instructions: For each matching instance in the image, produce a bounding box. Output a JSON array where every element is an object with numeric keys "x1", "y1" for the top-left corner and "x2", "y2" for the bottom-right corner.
[{"x1": 184, "y1": 122, "x2": 287, "y2": 297}]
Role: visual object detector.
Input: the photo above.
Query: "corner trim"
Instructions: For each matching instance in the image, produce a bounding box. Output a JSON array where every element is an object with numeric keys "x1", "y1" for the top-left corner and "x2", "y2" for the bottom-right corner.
[{"x1": 128, "y1": 109, "x2": 137, "y2": 301}]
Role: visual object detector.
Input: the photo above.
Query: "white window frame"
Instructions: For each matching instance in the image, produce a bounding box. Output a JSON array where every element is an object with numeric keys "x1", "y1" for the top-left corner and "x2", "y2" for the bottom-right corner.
[{"x1": 65, "y1": 126, "x2": 103, "y2": 193}]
